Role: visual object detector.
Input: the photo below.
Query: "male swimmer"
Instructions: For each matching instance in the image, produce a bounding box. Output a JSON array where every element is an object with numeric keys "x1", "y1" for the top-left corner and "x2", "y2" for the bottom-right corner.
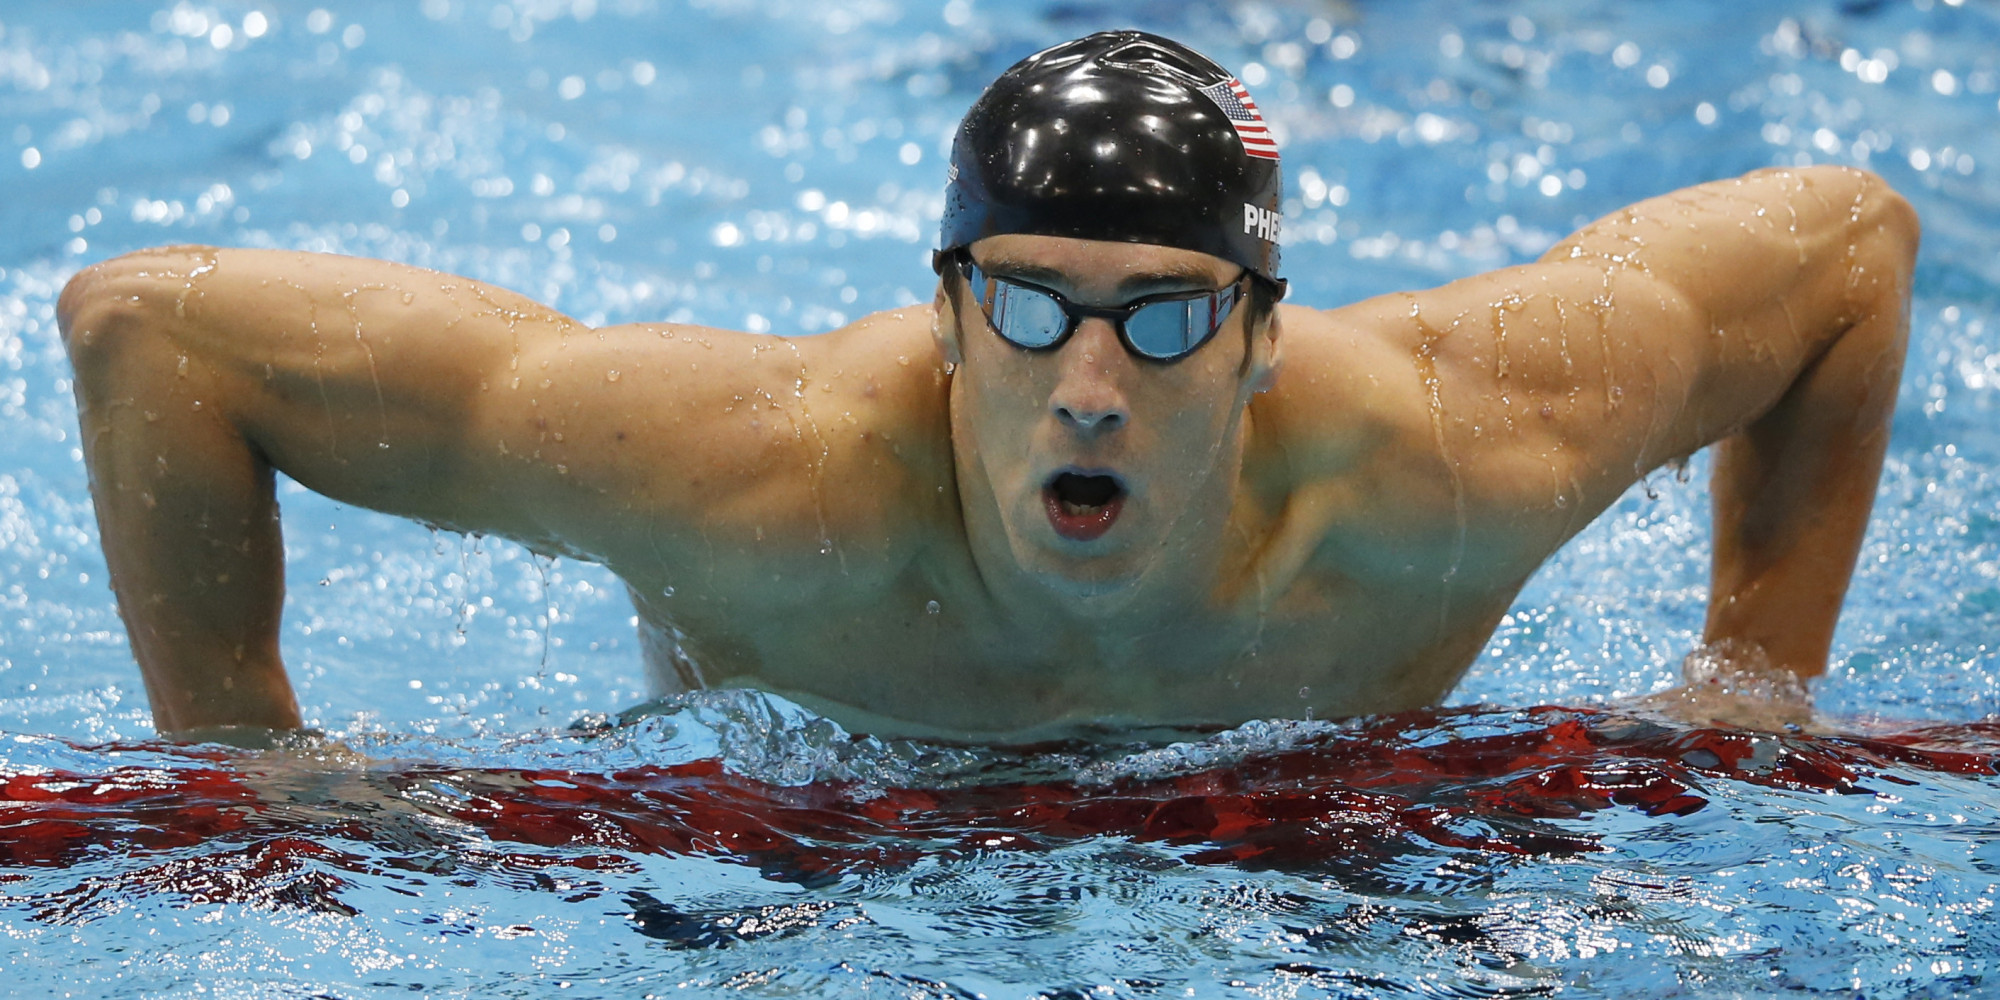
[{"x1": 58, "y1": 32, "x2": 1917, "y2": 740}]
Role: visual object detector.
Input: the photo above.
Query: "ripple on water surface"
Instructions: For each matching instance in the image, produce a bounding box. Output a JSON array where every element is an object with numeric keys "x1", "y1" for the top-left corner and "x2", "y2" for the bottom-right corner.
[{"x1": 4, "y1": 699, "x2": 2000, "y2": 995}]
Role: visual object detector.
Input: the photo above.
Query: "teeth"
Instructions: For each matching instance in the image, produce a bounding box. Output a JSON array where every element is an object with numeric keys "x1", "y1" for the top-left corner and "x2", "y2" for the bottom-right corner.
[{"x1": 1061, "y1": 499, "x2": 1097, "y2": 517}]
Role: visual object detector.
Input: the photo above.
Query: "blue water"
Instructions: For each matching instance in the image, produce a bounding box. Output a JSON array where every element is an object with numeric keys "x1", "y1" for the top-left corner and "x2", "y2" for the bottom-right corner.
[{"x1": 3, "y1": 0, "x2": 2000, "y2": 996}]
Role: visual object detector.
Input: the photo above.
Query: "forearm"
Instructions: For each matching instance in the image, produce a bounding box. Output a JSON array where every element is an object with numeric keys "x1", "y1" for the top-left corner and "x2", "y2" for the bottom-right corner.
[
  {"x1": 1704, "y1": 307, "x2": 1902, "y2": 676},
  {"x1": 1702, "y1": 176, "x2": 1916, "y2": 678},
  {"x1": 61, "y1": 257, "x2": 299, "y2": 732}
]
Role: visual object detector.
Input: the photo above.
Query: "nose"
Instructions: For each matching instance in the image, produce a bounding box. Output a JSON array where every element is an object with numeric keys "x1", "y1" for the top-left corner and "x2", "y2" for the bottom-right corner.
[{"x1": 1049, "y1": 319, "x2": 1129, "y2": 436}]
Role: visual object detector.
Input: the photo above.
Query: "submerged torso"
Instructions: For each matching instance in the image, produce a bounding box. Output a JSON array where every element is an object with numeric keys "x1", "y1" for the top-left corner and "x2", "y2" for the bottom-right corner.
[{"x1": 627, "y1": 568, "x2": 1519, "y2": 741}]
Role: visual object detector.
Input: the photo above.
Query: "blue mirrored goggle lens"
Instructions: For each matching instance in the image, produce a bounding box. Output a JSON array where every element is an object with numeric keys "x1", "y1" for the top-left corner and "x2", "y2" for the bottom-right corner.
[
  {"x1": 1123, "y1": 296, "x2": 1221, "y2": 360},
  {"x1": 987, "y1": 280, "x2": 1067, "y2": 349}
]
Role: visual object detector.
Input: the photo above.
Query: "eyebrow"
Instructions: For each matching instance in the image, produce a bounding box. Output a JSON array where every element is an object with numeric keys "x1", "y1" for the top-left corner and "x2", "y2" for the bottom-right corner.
[{"x1": 975, "y1": 255, "x2": 1225, "y2": 298}]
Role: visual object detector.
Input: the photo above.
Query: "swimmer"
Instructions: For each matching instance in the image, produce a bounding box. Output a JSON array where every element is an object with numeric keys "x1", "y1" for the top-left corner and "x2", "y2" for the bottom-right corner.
[{"x1": 57, "y1": 31, "x2": 1917, "y2": 741}]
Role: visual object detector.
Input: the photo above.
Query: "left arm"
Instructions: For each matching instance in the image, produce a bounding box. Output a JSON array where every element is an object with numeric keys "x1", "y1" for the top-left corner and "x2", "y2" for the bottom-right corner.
[
  {"x1": 1546, "y1": 167, "x2": 1918, "y2": 684},
  {"x1": 1275, "y1": 166, "x2": 1917, "y2": 699}
]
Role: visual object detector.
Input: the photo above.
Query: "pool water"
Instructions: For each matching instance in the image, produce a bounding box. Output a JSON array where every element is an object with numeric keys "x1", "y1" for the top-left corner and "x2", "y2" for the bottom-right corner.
[{"x1": 2, "y1": 0, "x2": 1999, "y2": 996}]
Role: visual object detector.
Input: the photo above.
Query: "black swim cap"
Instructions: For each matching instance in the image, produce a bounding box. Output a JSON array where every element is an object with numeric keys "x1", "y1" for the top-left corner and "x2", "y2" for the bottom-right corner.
[{"x1": 936, "y1": 30, "x2": 1285, "y2": 284}]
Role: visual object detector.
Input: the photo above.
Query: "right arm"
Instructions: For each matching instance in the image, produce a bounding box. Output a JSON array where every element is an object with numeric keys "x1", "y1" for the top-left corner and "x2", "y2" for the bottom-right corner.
[
  {"x1": 58, "y1": 246, "x2": 926, "y2": 734},
  {"x1": 62, "y1": 247, "x2": 555, "y2": 732}
]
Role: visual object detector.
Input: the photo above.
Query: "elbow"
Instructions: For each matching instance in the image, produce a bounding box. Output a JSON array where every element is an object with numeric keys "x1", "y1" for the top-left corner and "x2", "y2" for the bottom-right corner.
[
  {"x1": 1856, "y1": 175, "x2": 1920, "y2": 325},
  {"x1": 1830, "y1": 167, "x2": 1921, "y2": 265},
  {"x1": 59, "y1": 247, "x2": 212, "y2": 373},
  {"x1": 1877, "y1": 184, "x2": 1921, "y2": 270},
  {"x1": 1853, "y1": 168, "x2": 1920, "y2": 265},
  {"x1": 58, "y1": 258, "x2": 125, "y2": 351},
  {"x1": 59, "y1": 257, "x2": 147, "y2": 376},
  {"x1": 1776, "y1": 166, "x2": 1921, "y2": 264},
  {"x1": 1794, "y1": 168, "x2": 1919, "y2": 325}
]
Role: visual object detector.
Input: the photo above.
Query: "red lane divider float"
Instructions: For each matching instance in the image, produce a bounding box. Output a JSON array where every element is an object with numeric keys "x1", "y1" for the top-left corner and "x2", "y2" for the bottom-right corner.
[{"x1": 3, "y1": 708, "x2": 1995, "y2": 908}]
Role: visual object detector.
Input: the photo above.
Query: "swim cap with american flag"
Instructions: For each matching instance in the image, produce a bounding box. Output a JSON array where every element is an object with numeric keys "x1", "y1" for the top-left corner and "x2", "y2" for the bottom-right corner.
[
  {"x1": 1197, "y1": 78, "x2": 1280, "y2": 160},
  {"x1": 936, "y1": 31, "x2": 1287, "y2": 283}
]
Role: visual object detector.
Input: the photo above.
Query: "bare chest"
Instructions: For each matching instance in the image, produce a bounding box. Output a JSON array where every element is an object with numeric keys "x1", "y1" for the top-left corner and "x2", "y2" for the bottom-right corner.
[{"x1": 630, "y1": 567, "x2": 1513, "y2": 740}]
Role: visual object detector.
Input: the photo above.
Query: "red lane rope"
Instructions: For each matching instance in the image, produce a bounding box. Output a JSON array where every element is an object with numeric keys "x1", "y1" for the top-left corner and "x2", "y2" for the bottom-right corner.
[{"x1": 2, "y1": 708, "x2": 1993, "y2": 906}]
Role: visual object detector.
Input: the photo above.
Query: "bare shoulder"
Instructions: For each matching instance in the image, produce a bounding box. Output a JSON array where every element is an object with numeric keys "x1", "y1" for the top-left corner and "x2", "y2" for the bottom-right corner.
[
  {"x1": 1256, "y1": 166, "x2": 1917, "y2": 584},
  {"x1": 501, "y1": 304, "x2": 956, "y2": 600},
  {"x1": 1253, "y1": 293, "x2": 1577, "y2": 585},
  {"x1": 1253, "y1": 299, "x2": 1438, "y2": 501}
]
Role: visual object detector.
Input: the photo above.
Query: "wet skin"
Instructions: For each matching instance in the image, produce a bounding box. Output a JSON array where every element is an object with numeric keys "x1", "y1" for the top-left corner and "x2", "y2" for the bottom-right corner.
[{"x1": 59, "y1": 166, "x2": 1918, "y2": 739}]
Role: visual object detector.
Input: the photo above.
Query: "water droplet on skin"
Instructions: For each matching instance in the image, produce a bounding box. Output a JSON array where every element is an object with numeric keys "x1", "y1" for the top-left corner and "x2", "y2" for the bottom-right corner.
[
  {"x1": 401, "y1": 291, "x2": 415, "y2": 304},
  {"x1": 175, "y1": 356, "x2": 189, "y2": 377},
  {"x1": 925, "y1": 600, "x2": 941, "y2": 615},
  {"x1": 606, "y1": 370, "x2": 621, "y2": 383}
]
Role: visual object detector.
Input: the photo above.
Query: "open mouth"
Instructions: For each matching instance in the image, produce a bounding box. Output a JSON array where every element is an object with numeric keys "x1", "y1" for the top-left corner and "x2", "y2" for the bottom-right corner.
[{"x1": 1043, "y1": 471, "x2": 1127, "y2": 542}]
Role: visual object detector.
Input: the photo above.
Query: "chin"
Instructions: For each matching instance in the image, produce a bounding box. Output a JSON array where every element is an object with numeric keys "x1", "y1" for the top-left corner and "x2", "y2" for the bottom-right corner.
[
  {"x1": 1005, "y1": 505, "x2": 1152, "y2": 607},
  {"x1": 1031, "y1": 555, "x2": 1144, "y2": 602}
]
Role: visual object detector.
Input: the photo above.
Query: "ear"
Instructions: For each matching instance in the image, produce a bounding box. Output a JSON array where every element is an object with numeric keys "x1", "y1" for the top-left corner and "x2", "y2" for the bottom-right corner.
[
  {"x1": 1244, "y1": 304, "x2": 1282, "y2": 395},
  {"x1": 931, "y1": 281, "x2": 964, "y2": 367}
]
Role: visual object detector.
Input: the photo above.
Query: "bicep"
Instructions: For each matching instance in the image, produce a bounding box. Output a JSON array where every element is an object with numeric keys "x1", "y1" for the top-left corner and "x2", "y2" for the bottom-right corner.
[
  {"x1": 82, "y1": 247, "x2": 589, "y2": 538},
  {"x1": 183, "y1": 250, "x2": 848, "y2": 570},
  {"x1": 1525, "y1": 166, "x2": 1917, "y2": 468},
  {"x1": 1414, "y1": 249, "x2": 1871, "y2": 526},
  {"x1": 1276, "y1": 262, "x2": 1743, "y2": 572},
  {"x1": 65, "y1": 247, "x2": 943, "y2": 612},
  {"x1": 1422, "y1": 255, "x2": 1842, "y2": 516},
  {"x1": 1331, "y1": 263, "x2": 1717, "y2": 493},
  {"x1": 1438, "y1": 261, "x2": 1725, "y2": 472}
]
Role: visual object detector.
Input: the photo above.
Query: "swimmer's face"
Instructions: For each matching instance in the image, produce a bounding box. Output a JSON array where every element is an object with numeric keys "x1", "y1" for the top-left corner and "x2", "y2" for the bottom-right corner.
[{"x1": 937, "y1": 234, "x2": 1279, "y2": 602}]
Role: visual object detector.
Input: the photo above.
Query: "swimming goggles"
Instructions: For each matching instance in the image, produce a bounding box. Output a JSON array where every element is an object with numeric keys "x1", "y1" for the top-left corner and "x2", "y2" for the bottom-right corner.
[{"x1": 951, "y1": 253, "x2": 1255, "y2": 363}]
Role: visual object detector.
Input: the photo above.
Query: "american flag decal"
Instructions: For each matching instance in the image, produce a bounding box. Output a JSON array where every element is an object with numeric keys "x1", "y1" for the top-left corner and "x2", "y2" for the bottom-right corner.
[{"x1": 1199, "y1": 77, "x2": 1279, "y2": 160}]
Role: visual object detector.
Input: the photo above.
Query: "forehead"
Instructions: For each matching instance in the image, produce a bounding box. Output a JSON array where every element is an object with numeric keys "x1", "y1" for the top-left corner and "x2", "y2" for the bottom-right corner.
[{"x1": 968, "y1": 234, "x2": 1238, "y2": 296}]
